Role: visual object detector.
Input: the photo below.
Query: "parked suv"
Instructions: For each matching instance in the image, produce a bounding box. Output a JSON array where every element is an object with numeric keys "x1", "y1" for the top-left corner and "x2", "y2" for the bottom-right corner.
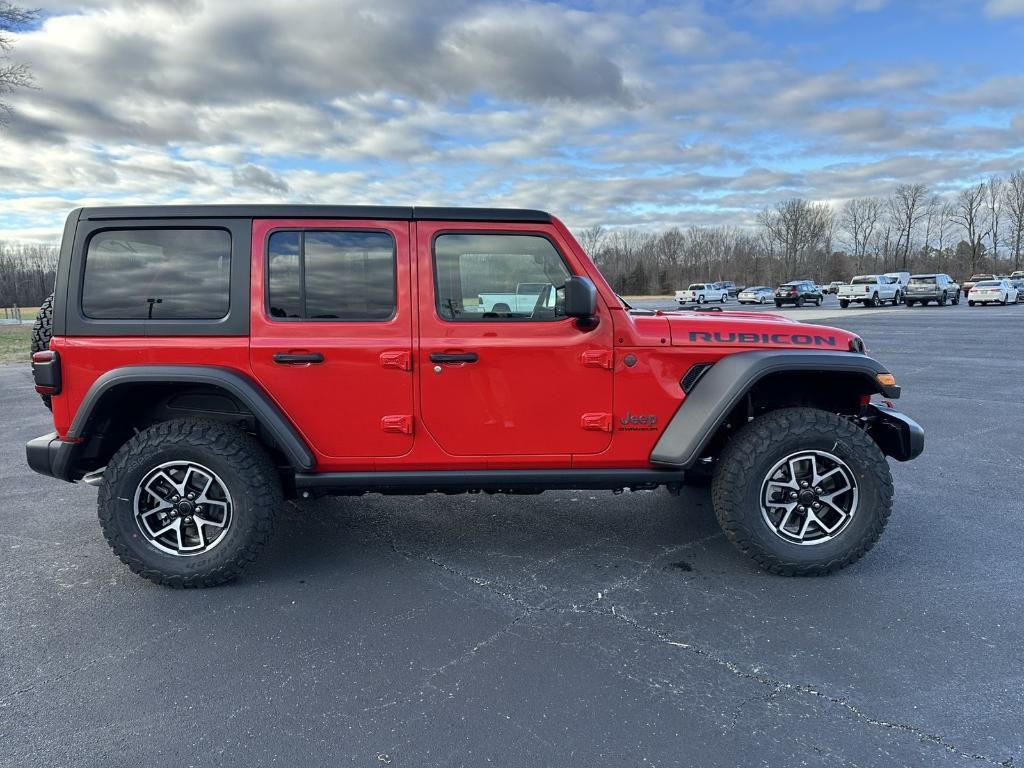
[
  {"x1": 27, "y1": 205, "x2": 923, "y2": 587},
  {"x1": 904, "y1": 274, "x2": 960, "y2": 307},
  {"x1": 773, "y1": 280, "x2": 822, "y2": 307}
]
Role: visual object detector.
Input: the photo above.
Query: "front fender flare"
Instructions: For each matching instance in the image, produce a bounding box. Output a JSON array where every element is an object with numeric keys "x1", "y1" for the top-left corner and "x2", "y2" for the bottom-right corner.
[{"x1": 649, "y1": 350, "x2": 897, "y2": 468}]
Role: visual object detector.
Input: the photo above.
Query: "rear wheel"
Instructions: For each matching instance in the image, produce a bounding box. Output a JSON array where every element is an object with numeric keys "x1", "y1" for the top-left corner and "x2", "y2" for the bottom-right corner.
[
  {"x1": 892, "y1": 291, "x2": 901, "y2": 306},
  {"x1": 968, "y1": 300, "x2": 975, "y2": 306},
  {"x1": 906, "y1": 299, "x2": 916, "y2": 307},
  {"x1": 869, "y1": 292, "x2": 879, "y2": 307},
  {"x1": 839, "y1": 299, "x2": 849, "y2": 308},
  {"x1": 721, "y1": 293, "x2": 727, "y2": 303},
  {"x1": 697, "y1": 295, "x2": 705, "y2": 304},
  {"x1": 30, "y1": 293, "x2": 55, "y2": 411},
  {"x1": 775, "y1": 300, "x2": 782, "y2": 308},
  {"x1": 1000, "y1": 295, "x2": 1008, "y2": 306},
  {"x1": 796, "y1": 297, "x2": 804, "y2": 308},
  {"x1": 939, "y1": 292, "x2": 947, "y2": 306},
  {"x1": 98, "y1": 419, "x2": 281, "y2": 588},
  {"x1": 711, "y1": 407, "x2": 892, "y2": 576}
]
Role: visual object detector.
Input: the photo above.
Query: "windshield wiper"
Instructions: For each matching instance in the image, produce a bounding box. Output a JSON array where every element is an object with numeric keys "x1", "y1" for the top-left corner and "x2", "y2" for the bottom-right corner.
[{"x1": 616, "y1": 293, "x2": 633, "y2": 309}]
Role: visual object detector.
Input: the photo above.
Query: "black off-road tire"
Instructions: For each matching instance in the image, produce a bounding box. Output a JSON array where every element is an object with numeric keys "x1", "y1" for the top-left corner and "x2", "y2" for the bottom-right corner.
[
  {"x1": 711, "y1": 407, "x2": 893, "y2": 576},
  {"x1": 30, "y1": 293, "x2": 55, "y2": 410},
  {"x1": 98, "y1": 419, "x2": 281, "y2": 588},
  {"x1": 839, "y1": 299, "x2": 849, "y2": 308}
]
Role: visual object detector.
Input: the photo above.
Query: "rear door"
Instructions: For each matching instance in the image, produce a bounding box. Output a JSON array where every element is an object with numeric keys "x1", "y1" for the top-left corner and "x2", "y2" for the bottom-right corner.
[
  {"x1": 415, "y1": 222, "x2": 614, "y2": 458},
  {"x1": 250, "y1": 219, "x2": 414, "y2": 460}
]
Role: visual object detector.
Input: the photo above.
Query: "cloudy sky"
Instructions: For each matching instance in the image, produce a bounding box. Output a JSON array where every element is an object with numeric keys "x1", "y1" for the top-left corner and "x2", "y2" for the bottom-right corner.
[{"x1": 0, "y1": 0, "x2": 1022, "y2": 240}]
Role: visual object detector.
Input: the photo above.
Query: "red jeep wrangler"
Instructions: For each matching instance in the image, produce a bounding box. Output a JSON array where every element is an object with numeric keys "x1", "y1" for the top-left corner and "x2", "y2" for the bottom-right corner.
[{"x1": 26, "y1": 205, "x2": 923, "y2": 587}]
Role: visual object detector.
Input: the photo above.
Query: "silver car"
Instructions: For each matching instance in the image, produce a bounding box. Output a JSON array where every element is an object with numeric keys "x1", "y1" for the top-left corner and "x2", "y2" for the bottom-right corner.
[{"x1": 737, "y1": 286, "x2": 774, "y2": 304}]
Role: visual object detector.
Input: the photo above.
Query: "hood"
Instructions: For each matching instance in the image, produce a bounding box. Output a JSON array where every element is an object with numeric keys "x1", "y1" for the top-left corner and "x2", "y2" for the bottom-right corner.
[{"x1": 659, "y1": 309, "x2": 860, "y2": 352}]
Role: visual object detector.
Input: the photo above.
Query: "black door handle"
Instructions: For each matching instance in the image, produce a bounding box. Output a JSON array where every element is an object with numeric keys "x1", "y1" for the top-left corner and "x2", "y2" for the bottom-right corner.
[
  {"x1": 429, "y1": 352, "x2": 479, "y2": 364},
  {"x1": 273, "y1": 352, "x2": 324, "y2": 364}
]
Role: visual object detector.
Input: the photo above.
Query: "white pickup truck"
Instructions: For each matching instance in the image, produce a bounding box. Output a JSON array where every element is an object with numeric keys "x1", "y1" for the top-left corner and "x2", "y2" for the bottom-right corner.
[
  {"x1": 675, "y1": 282, "x2": 729, "y2": 304},
  {"x1": 477, "y1": 282, "x2": 548, "y2": 314},
  {"x1": 838, "y1": 275, "x2": 902, "y2": 308}
]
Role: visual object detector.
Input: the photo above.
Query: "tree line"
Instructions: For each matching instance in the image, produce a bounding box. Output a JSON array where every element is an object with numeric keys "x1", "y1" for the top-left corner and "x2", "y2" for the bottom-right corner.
[
  {"x1": 0, "y1": 242, "x2": 58, "y2": 308},
  {"x1": 584, "y1": 171, "x2": 1024, "y2": 294}
]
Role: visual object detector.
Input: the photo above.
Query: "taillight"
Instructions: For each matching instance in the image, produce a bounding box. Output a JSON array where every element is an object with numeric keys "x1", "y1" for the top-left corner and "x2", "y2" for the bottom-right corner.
[{"x1": 32, "y1": 349, "x2": 62, "y2": 396}]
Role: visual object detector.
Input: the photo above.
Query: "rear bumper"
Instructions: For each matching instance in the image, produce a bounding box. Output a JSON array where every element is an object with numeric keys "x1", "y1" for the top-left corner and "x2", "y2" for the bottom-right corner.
[
  {"x1": 862, "y1": 404, "x2": 924, "y2": 462},
  {"x1": 26, "y1": 432, "x2": 78, "y2": 482}
]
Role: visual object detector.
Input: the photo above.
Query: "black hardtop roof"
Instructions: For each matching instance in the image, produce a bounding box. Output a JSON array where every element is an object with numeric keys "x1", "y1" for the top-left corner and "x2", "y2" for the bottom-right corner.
[{"x1": 76, "y1": 205, "x2": 553, "y2": 223}]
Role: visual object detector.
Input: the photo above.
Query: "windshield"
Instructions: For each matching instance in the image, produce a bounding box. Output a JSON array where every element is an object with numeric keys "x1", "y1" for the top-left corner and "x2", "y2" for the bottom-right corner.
[
  {"x1": 851, "y1": 276, "x2": 877, "y2": 284},
  {"x1": 910, "y1": 276, "x2": 936, "y2": 284}
]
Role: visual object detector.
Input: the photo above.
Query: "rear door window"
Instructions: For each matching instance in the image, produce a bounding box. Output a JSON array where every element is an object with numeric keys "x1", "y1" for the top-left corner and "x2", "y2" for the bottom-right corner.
[{"x1": 267, "y1": 230, "x2": 396, "y2": 321}]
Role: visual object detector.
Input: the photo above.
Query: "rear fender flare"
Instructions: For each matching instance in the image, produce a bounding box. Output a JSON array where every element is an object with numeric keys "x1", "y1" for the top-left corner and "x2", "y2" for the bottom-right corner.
[{"x1": 67, "y1": 365, "x2": 315, "y2": 472}]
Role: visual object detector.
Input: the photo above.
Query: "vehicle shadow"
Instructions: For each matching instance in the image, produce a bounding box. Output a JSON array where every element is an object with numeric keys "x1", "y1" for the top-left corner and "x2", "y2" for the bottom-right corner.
[{"x1": 250, "y1": 487, "x2": 729, "y2": 587}]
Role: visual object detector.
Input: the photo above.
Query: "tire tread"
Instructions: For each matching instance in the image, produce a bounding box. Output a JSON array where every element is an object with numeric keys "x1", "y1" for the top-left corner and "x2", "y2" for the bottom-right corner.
[
  {"x1": 97, "y1": 418, "x2": 281, "y2": 588},
  {"x1": 711, "y1": 407, "x2": 893, "y2": 576}
]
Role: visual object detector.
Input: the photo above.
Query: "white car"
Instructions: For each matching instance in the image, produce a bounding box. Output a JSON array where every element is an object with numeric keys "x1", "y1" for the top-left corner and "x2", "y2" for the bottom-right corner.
[
  {"x1": 676, "y1": 282, "x2": 729, "y2": 304},
  {"x1": 737, "y1": 286, "x2": 774, "y2": 304},
  {"x1": 967, "y1": 279, "x2": 1019, "y2": 306},
  {"x1": 838, "y1": 275, "x2": 901, "y2": 307}
]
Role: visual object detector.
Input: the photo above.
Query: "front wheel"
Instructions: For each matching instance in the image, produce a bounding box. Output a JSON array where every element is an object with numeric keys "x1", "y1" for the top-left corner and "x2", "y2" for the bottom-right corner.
[
  {"x1": 98, "y1": 419, "x2": 281, "y2": 588},
  {"x1": 711, "y1": 407, "x2": 893, "y2": 576},
  {"x1": 721, "y1": 293, "x2": 727, "y2": 303}
]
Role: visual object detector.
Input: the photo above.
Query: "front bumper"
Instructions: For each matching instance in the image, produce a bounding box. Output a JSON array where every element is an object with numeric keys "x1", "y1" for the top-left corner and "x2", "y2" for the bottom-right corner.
[
  {"x1": 26, "y1": 432, "x2": 79, "y2": 482},
  {"x1": 861, "y1": 404, "x2": 924, "y2": 462}
]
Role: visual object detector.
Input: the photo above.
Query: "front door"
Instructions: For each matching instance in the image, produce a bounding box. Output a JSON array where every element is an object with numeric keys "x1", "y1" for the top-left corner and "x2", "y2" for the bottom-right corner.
[
  {"x1": 250, "y1": 219, "x2": 414, "y2": 460},
  {"x1": 415, "y1": 222, "x2": 614, "y2": 457}
]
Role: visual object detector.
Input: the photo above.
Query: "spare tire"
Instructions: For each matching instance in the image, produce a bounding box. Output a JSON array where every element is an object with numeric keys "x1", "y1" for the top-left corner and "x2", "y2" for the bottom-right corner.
[{"x1": 31, "y1": 292, "x2": 54, "y2": 411}]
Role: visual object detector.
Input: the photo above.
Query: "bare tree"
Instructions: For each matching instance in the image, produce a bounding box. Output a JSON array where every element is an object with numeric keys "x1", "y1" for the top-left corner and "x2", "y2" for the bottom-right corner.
[
  {"x1": 952, "y1": 183, "x2": 989, "y2": 274},
  {"x1": 839, "y1": 197, "x2": 882, "y2": 271},
  {"x1": 986, "y1": 175, "x2": 1004, "y2": 269},
  {"x1": 887, "y1": 183, "x2": 929, "y2": 271},
  {"x1": 1002, "y1": 170, "x2": 1024, "y2": 273},
  {"x1": 0, "y1": 2, "x2": 37, "y2": 119},
  {"x1": 758, "y1": 198, "x2": 833, "y2": 278},
  {"x1": 921, "y1": 194, "x2": 941, "y2": 258},
  {"x1": 575, "y1": 225, "x2": 605, "y2": 258}
]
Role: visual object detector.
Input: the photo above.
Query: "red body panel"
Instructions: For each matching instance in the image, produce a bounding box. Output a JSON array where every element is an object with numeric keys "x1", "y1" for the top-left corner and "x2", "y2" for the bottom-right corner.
[{"x1": 50, "y1": 213, "x2": 861, "y2": 473}]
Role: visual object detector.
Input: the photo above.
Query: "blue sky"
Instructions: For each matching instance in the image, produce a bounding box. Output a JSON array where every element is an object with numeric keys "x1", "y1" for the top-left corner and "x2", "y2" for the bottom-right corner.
[{"x1": 0, "y1": 0, "x2": 1022, "y2": 240}]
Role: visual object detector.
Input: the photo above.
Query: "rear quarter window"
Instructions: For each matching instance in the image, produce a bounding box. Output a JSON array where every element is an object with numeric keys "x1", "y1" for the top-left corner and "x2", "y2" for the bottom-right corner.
[{"x1": 82, "y1": 228, "x2": 231, "y2": 319}]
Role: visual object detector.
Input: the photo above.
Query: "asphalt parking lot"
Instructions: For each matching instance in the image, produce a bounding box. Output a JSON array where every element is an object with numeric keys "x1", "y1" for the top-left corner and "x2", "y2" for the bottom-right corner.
[{"x1": 2, "y1": 302, "x2": 1023, "y2": 768}]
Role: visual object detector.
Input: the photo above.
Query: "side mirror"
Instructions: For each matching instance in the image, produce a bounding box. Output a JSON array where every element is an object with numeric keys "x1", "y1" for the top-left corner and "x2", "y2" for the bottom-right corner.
[{"x1": 563, "y1": 276, "x2": 598, "y2": 318}]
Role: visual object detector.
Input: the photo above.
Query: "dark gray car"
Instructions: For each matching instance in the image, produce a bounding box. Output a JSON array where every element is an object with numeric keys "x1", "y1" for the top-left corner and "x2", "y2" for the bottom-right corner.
[{"x1": 905, "y1": 273, "x2": 960, "y2": 307}]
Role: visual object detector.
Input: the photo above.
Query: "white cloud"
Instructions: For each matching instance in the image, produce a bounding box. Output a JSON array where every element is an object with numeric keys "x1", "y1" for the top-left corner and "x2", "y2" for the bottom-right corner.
[
  {"x1": 0, "y1": 0, "x2": 1020, "y2": 239},
  {"x1": 985, "y1": 0, "x2": 1024, "y2": 16}
]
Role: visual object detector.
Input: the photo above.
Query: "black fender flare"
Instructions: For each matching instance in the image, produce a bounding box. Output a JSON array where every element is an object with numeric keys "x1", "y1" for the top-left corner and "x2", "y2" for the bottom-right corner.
[
  {"x1": 649, "y1": 350, "x2": 899, "y2": 468},
  {"x1": 67, "y1": 365, "x2": 316, "y2": 472}
]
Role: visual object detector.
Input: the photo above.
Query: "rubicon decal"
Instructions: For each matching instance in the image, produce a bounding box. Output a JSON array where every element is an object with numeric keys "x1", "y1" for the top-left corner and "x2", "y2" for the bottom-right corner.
[{"x1": 688, "y1": 331, "x2": 838, "y2": 347}]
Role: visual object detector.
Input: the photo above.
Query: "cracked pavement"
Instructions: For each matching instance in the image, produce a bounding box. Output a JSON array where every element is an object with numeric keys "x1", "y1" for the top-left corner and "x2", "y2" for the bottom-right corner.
[{"x1": 2, "y1": 305, "x2": 1023, "y2": 767}]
